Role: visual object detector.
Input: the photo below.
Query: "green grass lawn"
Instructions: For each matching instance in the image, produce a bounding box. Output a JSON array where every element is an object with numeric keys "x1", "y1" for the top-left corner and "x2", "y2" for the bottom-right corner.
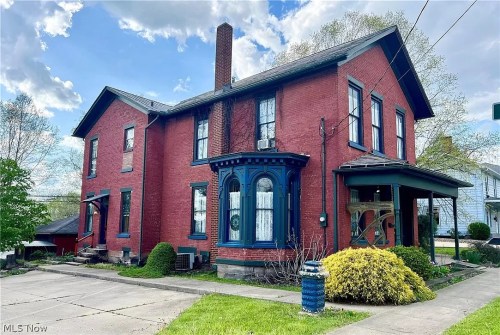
[
  {"x1": 444, "y1": 297, "x2": 500, "y2": 335},
  {"x1": 434, "y1": 247, "x2": 471, "y2": 257},
  {"x1": 159, "y1": 294, "x2": 368, "y2": 335},
  {"x1": 174, "y1": 270, "x2": 301, "y2": 292}
]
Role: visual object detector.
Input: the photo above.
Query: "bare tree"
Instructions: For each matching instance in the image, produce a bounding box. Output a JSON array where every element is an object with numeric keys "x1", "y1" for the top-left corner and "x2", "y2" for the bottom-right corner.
[
  {"x1": 274, "y1": 11, "x2": 500, "y2": 173},
  {"x1": 0, "y1": 94, "x2": 59, "y2": 184}
]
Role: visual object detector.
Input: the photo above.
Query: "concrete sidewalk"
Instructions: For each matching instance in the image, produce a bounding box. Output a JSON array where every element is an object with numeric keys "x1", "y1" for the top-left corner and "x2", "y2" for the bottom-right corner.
[
  {"x1": 38, "y1": 264, "x2": 499, "y2": 335},
  {"x1": 327, "y1": 267, "x2": 500, "y2": 335},
  {"x1": 37, "y1": 264, "x2": 390, "y2": 315}
]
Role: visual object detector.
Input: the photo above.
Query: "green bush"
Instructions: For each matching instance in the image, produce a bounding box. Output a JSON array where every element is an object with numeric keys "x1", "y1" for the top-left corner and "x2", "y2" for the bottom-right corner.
[
  {"x1": 322, "y1": 248, "x2": 436, "y2": 305},
  {"x1": 464, "y1": 251, "x2": 482, "y2": 264},
  {"x1": 388, "y1": 246, "x2": 433, "y2": 280},
  {"x1": 418, "y1": 215, "x2": 438, "y2": 251},
  {"x1": 119, "y1": 242, "x2": 176, "y2": 278},
  {"x1": 430, "y1": 265, "x2": 450, "y2": 278},
  {"x1": 468, "y1": 222, "x2": 490, "y2": 240},
  {"x1": 0, "y1": 259, "x2": 6, "y2": 269},
  {"x1": 29, "y1": 250, "x2": 47, "y2": 261},
  {"x1": 469, "y1": 241, "x2": 500, "y2": 265},
  {"x1": 144, "y1": 242, "x2": 176, "y2": 275}
]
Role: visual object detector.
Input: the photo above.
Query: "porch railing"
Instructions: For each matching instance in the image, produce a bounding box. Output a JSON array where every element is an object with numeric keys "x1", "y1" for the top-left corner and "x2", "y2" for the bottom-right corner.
[{"x1": 74, "y1": 232, "x2": 94, "y2": 255}]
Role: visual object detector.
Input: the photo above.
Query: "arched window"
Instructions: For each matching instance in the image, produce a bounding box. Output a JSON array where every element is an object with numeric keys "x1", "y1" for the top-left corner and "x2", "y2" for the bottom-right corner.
[
  {"x1": 228, "y1": 179, "x2": 241, "y2": 241},
  {"x1": 256, "y1": 177, "x2": 273, "y2": 241}
]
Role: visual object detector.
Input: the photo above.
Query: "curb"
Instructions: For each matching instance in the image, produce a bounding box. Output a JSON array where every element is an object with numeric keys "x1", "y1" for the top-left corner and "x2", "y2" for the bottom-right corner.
[{"x1": 36, "y1": 267, "x2": 213, "y2": 296}]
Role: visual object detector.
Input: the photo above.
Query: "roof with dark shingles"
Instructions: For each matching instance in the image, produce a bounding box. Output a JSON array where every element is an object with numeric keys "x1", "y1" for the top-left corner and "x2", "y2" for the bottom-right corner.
[
  {"x1": 106, "y1": 87, "x2": 172, "y2": 113},
  {"x1": 74, "y1": 25, "x2": 433, "y2": 138},
  {"x1": 337, "y1": 154, "x2": 472, "y2": 188},
  {"x1": 170, "y1": 26, "x2": 402, "y2": 114},
  {"x1": 36, "y1": 215, "x2": 79, "y2": 235}
]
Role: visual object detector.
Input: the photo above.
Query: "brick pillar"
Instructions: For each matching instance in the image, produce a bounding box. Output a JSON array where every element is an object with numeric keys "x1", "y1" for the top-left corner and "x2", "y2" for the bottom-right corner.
[
  {"x1": 214, "y1": 23, "x2": 233, "y2": 91},
  {"x1": 209, "y1": 101, "x2": 228, "y2": 264}
]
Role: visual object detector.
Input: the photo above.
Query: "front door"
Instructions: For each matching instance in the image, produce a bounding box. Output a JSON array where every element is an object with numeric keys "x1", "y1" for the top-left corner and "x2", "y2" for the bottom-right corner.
[
  {"x1": 99, "y1": 198, "x2": 108, "y2": 245},
  {"x1": 400, "y1": 192, "x2": 414, "y2": 246}
]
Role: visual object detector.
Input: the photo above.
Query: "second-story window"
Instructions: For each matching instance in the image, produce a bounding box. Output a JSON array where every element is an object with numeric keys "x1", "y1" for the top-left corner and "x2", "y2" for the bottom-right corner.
[
  {"x1": 257, "y1": 96, "x2": 276, "y2": 148},
  {"x1": 124, "y1": 127, "x2": 134, "y2": 151},
  {"x1": 371, "y1": 98, "x2": 383, "y2": 153},
  {"x1": 396, "y1": 111, "x2": 405, "y2": 160},
  {"x1": 348, "y1": 85, "x2": 362, "y2": 145},
  {"x1": 195, "y1": 114, "x2": 208, "y2": 160},
  {"x1": 88, "y1": 138, "x2": 98, "y2": 176}
]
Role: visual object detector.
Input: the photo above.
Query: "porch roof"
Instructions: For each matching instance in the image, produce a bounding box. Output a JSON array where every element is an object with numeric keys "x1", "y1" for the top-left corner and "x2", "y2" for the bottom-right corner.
[{"x1": 334, "y1": 154, "x2": 472, "y2": 198}]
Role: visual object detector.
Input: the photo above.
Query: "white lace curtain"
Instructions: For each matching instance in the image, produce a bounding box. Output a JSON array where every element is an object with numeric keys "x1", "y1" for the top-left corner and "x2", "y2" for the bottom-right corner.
[
  {"x1": 256, "y1": 191, "x2": 273, "y2": 241},
  {"x1": 229, "y1": 191, "x2": 240, "y2": 240}
]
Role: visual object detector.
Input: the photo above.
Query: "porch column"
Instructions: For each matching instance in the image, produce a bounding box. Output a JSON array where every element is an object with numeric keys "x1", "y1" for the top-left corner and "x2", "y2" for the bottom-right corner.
[
  {"x1": 428, "y1": 192, "x2": 435, "y2": 263},
  {"x1": 393, "y1": 184, "x2": 401, "y2": 246},
  {"x1": 453, "y1": 197, "x2": 460, "y2": 260}
]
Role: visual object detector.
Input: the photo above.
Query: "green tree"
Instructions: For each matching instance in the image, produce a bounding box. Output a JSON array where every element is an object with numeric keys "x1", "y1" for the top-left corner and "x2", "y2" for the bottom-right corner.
[
  {"x1": 46, "y1": 192, "x2": 80, "y2": 221},
  {"x1": 0, "y1": 94, "x2": 59, "y2": 186},
  {"x1": 274, "y1": 11, "x2": 500, "y2": 172},
  {"x1": 0, "y1": 158, "x2": 50, "y2": 252}
]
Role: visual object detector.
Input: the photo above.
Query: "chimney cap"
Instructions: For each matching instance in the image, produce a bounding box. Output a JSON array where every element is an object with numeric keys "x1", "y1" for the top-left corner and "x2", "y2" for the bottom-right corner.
[{"x1": 217, "y1": 22, "x2": 232, "y2": 29}]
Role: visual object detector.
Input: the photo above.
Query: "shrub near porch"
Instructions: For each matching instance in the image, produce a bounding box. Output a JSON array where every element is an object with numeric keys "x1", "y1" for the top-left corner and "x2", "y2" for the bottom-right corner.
[{"x1": 322, "y1": 248, "x2": 436, "y2": 305}]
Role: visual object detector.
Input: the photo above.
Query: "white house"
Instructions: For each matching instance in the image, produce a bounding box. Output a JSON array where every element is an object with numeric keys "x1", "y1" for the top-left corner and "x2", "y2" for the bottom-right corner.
[{"x1": 423, "y1": 163, "x2": 500, "y2": 236}]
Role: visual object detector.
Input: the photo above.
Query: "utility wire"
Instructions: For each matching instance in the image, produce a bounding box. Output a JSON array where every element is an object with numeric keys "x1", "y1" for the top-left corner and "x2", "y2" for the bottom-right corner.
[
  {"x1": 384, "y1": 0, "x2": 478, "y2": 100},
  {"x1": 335, "y1": 0, "x2": 477, "y2": 139},
  {"x1": 333, "y1": 0, "x2": 429, "y2": 132}
]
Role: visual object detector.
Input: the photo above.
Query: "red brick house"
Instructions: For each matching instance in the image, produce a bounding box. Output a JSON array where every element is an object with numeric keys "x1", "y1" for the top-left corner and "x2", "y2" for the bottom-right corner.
[{"x1": 73, "y1": 24, "x2": 469, "y2": 276}]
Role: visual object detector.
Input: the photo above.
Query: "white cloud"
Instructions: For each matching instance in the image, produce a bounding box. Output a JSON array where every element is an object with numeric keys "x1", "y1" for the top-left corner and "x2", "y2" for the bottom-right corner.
[
  {"x1": 145, "y1": 91, "x2": 159, "y2": 98},
  {"x1": 0, "y1": 1, "x2": 83, "y2": 113},
  {"x1": 37, "y1": 1, "x2": 83, "y2": 37},
  {"x1": 173, "y1": 76, "x2": 191, "y2": 93},
  {"x1": 279, "y1": 0, "x2": 341, "y2": 45},
  {"x1": 0, "y1": 0, "x2": 13, "y2": 9},
  {"x1": 466, "y1": 87, "x2": 500, "y2": 122},
  {"x1": 61, "y1": 135, "x2": 84, "y2": 150}
]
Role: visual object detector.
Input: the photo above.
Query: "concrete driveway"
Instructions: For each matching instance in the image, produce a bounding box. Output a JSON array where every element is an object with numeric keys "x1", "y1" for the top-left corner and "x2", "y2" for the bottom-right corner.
[{"x1": 1, "y1": 270, "x2": 200, "y2": 335}]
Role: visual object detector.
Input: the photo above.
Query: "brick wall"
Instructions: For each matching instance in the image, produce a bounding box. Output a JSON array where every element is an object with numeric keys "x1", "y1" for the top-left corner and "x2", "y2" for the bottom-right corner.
[
  {"x1": 141, "y1": 117, "x2": 165, "y2": 255},
  {"x1": 160, "y1": 113, "x2": 212, "y2": 256},
  {"x1": 79, "y1": 99, "x2": 148, "y2": 257}
]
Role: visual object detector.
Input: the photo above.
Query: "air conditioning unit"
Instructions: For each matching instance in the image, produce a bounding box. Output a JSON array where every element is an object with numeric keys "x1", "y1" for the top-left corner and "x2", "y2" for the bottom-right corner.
[
  {"x1": 257, "y1": 139, "x2": 272, "y2": 151},
  {"x1": 175, "y1": 253, "x2": 194, "y2": 271}
]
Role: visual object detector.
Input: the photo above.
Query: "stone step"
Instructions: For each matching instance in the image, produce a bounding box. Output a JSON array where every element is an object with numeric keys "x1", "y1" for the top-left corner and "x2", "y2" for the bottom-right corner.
[
  {"x1": 79, "y1": 252, "x2": 95, "y2": 258},
  {"x1": 65, "y1": 262, "x2": 84, "y2": 266},
  {"x1": 73, "y1": 256, "x2": 91, "y2": 264},
  {"x1": 96, "y1": 244, "x2": 107, "y2": 250}
]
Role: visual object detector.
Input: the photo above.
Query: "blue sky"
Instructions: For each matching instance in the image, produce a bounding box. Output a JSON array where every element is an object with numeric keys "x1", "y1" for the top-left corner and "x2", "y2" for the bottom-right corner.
[{"x1": 1, "y1": 0, "x2": 499, "y2": 193}]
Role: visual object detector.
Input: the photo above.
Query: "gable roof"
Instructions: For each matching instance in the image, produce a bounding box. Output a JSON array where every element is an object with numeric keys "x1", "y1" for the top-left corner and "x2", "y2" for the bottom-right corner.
[
  {"x1": 482, "y1": 163, "x2": 500, "y2": 178},
  {"x1": 73, "y1": 86, "x2": 171, "y2": 138},
  {"x1": 168, "y1": 25, "x2": 433, "y2": 120},
  {"x1": 36, "y1": 215, "x2": 79, "y2": 235},
  {"x1": 73, "y1": 25, "x2": 433, "y2": 138}
]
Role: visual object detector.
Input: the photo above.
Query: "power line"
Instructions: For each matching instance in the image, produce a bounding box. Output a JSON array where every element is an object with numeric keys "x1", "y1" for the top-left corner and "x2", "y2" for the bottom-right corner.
[
  {"x1": 385, "y1": 0, "x2": 478, "y2": 99},
  {"x1": 333, "y1": 0, "x2": 429, "y2": 133},
  {"x1": 335, "y1": 0, "x2": 477, "y2": 139}
]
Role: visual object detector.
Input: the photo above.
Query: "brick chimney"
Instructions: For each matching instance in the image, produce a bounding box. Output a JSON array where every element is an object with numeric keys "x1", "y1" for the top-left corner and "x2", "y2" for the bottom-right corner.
[{"x1": 214, "y1": 23, "x2": 233, "y2": 91}]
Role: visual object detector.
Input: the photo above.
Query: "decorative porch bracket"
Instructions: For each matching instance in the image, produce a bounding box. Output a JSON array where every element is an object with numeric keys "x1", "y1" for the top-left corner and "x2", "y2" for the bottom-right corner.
[{"x1": 347, "y1": 201, "x2": 394, "y2": 247}]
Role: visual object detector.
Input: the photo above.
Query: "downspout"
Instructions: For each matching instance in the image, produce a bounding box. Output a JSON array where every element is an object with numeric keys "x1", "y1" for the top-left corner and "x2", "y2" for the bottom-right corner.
[
  {"x1": 320, "y1": 117, "x2": 327, "y2": 251},
  {"x1": 333, "y1": 171, "x2": 339, "y2": 252},
  {"x1": 139, "y1": 113, "x2": 160, "y2": 263}
]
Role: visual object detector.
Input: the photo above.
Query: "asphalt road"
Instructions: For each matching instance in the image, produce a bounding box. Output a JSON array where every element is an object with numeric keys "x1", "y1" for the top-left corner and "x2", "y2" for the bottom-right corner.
[{"x1": 1, "y1": 270, "x2": 200, "y2": 335}]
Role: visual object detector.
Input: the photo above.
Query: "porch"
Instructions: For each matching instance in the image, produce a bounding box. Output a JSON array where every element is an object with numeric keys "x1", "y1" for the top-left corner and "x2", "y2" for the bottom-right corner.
[{"x1": 334, "y1": 155, "x2": 472, "y2": 262}]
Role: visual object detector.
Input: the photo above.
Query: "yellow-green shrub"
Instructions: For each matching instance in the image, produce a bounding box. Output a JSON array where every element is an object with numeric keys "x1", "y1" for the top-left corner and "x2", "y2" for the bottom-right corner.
[{"x1": 322, "y1": 248, "x2": 435, "y2": 305}]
